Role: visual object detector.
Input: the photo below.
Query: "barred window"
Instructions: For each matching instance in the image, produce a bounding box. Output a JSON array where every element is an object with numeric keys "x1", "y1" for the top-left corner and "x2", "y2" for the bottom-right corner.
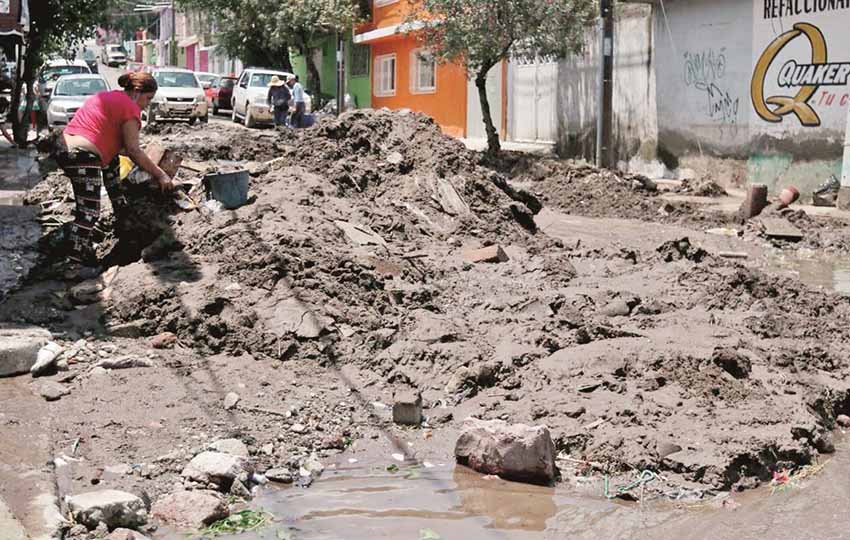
[{"x1": 351, "y1": 44, "x2": 370, "y2": 78}]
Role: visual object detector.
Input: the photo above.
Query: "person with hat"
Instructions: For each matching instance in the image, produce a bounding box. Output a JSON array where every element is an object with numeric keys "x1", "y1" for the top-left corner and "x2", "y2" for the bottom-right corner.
[
  {"x1": 267, "y1": 75, "x2": 291, "y2": 128},
  {"x1": 287, "y1": 74, "x2": 305, "y2": 128}
]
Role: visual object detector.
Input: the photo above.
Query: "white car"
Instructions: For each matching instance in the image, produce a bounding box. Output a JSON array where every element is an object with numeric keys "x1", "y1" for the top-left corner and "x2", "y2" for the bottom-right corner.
[
  {"x1": 102, "y1": 44, "x2": 128, "y2": 67},
  {"x1": 38, "y1": 59, "x2": 91, "y2": 101},
  {"x1": 46, "y1": 74, "x2": 109, "y2": 127},
  {"x1": 195, "y1": 71, "x2": 218, "y2": 90},
  {"x1": 147, "y1": 68, "x2": 209, "y2": 125},
  {"x1": 231, "y1": 67, "x2": 312, "y2": 128}
]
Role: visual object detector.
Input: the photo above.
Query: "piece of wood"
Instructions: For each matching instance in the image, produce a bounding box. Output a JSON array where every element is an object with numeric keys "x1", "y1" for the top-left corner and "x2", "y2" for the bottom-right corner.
[
  {"x1": 718, "y1": 251, "x2": 749, "y2": 259},
  {"x1": 759, "y1": 217, "x2": 803, "y2": 240},
  {"x1": 464, "y1": 245, "x2": 509, "y2": 264}
]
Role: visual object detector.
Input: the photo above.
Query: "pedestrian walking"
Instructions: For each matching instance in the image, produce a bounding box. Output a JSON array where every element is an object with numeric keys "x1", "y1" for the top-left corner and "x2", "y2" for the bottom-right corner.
[
  {"x1": 287, "y1": 74, "x2": 306, "y2": 128},
  {"x1": 57, "y1": 71, "x2": 173, "y2": 279},
  {"x1": 267, "y1": 75, "x2": 291, "y2": 128}
]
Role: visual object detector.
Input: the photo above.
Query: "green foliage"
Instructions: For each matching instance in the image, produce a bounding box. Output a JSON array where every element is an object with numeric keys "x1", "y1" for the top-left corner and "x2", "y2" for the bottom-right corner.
[{"x1": 197, "y1": 509, "x2": 273, "y2": 536}]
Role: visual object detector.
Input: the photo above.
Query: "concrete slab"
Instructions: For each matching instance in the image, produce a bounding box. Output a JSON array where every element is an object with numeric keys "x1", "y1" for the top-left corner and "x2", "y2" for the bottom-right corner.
[
  {"x1": 0, "y1": 496, "x2": 28, "y2": 540},
  {"x1": 0, "y1": 325, "x2": 51, "y2": 378},
  {"x1": 461, "y1": 138, "x2": 556, "y2": 156}
]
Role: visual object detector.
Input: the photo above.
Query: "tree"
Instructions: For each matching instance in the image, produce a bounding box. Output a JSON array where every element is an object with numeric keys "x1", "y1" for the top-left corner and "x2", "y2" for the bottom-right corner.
[
  {"x1": 408, "y1": 0, "x2": 596, "y2": 156},
  {"x1": 176, "y1": 0, "x2": 362, "y2": 96},
  {"x1": 11, "y1": 0, "x2": 108, "y2": 146}
]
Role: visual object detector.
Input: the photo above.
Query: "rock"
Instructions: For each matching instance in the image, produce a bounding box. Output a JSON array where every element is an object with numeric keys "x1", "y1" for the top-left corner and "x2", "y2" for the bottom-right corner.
[
  {"x1": 67, "y1": 489, "x2": 148, "y2": 530},
  {"x1": 265, "y1": 468, "x2": 294, "y2": 484},
  {"x1": 96, "y1": 356, "x2": 154, "y2": 369},
  {"x1": 712, "y1": 348, "x2": 751, "y2": 379},
  {"x1": 229, "y1": 474, "x2": 252, "y2": 498},
  {"x1": 290, "y1": 423, "x2": 307, "y2": 434},
  {"x1": 454, "y1": 418, "x2": 557, "y2": 485},
  {"x1": 656, "y1": 440, "x2": 682, "y2": 460},
  {"x1": 90, "y1": 366, "x2": 108, "y2": 377},
  {"x1": 181, "y1": 451, "x2": 252, "y2": 488},
  {"x1": 208, "y1": 438, "x2": 249, "y2": 457},
  {"x1": 837, "y1": 414, "x2": 850, "y2": 428},
  {"x1": 106, "y1": 529, "x2": 151, "y2": 540},
  {"x1": 151, "y1": 490, "x2": 228, "y2": 529},
  {"x1": 386, "y1": 151, "x2": 404, "y2": 165},
  {"x1": 0, "y1": 325, "x2": 51, "y2": 377},
  {"x1": 30, "y1": 341, "x2": 64, "y2": 377},
  {"x1": 300, "y1": 454, "x2": 324, "y2": 478},
  {"x1": 69, "y1": 278, "x2": 108, "y2": 305},
  {"x1": 814, "y1": 432, "x2": 835, "y2": 454},
  {"x1": 392, "y1": 390, "x2": 423, "y2": 426},
  {"x1": 445, "y1": 366, "x2": 474, "y2": 394},
  {"x1": 601, "y1": 299, "x2": 631, "y2": 317},
  {"x1": 150, "y1": 332, "x2": 178, "y2": 349},
  {"x1": 106, "y1": 321, "x2": 147, "y2": 338},
  {"x1": 463, "y1": 245, "x2": 509, "y2": 264},
  {"x1": 37, "y1": 380, "x2": 70, "y2": 401},
  {"x1": 223, "y1": 392, "x2": 240, "y2": 410}
]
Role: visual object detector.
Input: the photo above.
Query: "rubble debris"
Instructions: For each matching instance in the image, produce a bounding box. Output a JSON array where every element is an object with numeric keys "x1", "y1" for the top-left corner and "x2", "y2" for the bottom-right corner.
[
  {"x1": 718, "y1": 251, "x2": 749, "y2": 259},
  {"x1": 463, "y1": 245, "x2": 509, "y2": 264},
  {"x1": 656, "y1": 238, "x2": 707, "y2": 263},
  {"x1": 181, "y1": 451, "x2": 252, "y2": 490},
  {"x1": 149, "y1": 332, "x2": 177, "y2": 349},
  {"x1": 105, "y1": 528, "x2": 151, "y2": 540},
  {"x1": 738, "y1": 184, "x2": 769, "y2": 221},
  {"x1": 812, "y1": 175, "x2": 840, "y2": 207},
  {"x1": 95, "y1": 356, "x2": 154, "y2": 370},
  {"x1": 712, "y1": 348, "x2": 752, "y2": 379},
  {"x1": 776, "y1": 186, "x2": 800, "y2": 210},
  {"x1": 454, "y1": 418, "x2": 557, "y2": 485},
  {"x1": 223, "y1": 392, "x2": 240, "y2": 410},
  {"x1": 150, "y1": 490, "x2": 228, "y2": 529},
  {"x1": 36, "y1": 380, "x2": 70, "y2": 401},
  {"x1": 0, "y1": 325, "x2": 51, "y2": 377},
  {"x1": 66, "y1": 489, "x2": 148, "y2": 530},
  {"x1": 392, "y1": 390, "x2": 423, "y2": 426},
  {"x1": 837, "y1": 414, "x2": 850, "y2": 428},
  {"x1": 208, "y1": 438, "x2": 249, "y2": 457},
  {"x1": 678, "y1": 176, "x2": 726, "y2": 197},
  {"x1": 265, "y1": 468, "x2": 294, "y2": 484},
  {"x1": 334, "y1": 220, "x2": 388, "y2": 247},
  {"x1": 30, "y1": 341, "x2": 64, "y2": 377},
  {"x1": 759, "y1": 217, "x2": 803, "y2": 241}
]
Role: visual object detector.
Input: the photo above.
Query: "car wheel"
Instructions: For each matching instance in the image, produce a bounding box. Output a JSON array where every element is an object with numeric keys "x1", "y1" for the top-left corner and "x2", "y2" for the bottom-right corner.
[
  {"x1": 201, "y1": 114, "x2": 209, "y2": 124},
  {"x1": 188, "y1": 117, "x2": 197, "y2": 126},
  {"x1": 245, "y1": 103, "x2": 256, "y2": 128},
  {"x1": 212, "y1": 101, "x2": 219, "y2": 115},
  {"x1": 231, "y1": 103, "x2": 240, "y2": 124}
]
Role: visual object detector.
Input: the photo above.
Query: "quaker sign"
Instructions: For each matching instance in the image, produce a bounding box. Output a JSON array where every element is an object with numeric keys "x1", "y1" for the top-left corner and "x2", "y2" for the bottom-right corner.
[{"x1": 751, "y1": 0, "x2": 850, "y2": 133}]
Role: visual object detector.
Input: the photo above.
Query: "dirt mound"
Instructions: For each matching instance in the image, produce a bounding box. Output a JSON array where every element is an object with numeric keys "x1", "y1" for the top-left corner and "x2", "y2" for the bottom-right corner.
[{"x1": 678, "y1": 176, "x2": 727, "y2": 197}]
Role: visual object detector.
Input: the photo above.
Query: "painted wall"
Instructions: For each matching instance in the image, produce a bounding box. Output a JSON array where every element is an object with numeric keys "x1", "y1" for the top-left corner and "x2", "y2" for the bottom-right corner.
[
  {"x1": 291, "y1": 34, "x2": 372, "y2": 109},
  {"x1": 557, "y1": 4, "x2": 657, "y2": 164},
  {"x1": 370, "y1": 34, "x2": 468, "y2": 138}
]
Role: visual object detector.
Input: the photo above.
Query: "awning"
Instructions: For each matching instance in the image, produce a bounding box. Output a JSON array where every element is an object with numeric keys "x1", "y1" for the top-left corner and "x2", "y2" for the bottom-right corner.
[
  {"x1": 353, "y1": 21, "x2": 425, "y2": 44},
  {"x1": 178, "y1": 35, "x2": 199, "y2": 48}
]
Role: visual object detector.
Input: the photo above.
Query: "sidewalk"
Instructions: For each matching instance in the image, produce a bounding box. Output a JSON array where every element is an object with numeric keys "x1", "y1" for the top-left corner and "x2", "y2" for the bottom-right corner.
[
  {"x1": 0, "y1": 142, "x2": 42, "y2": 299},
  {"x1": 0, "y1": 140, "x2": 40, "y2": 205},
  {"x1": 461, "y1": 138, "x2": 556, "y2": 156}
]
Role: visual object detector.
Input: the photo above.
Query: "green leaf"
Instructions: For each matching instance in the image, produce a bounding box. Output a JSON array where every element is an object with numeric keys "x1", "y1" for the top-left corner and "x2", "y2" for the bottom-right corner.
[{"x1": 420, "y1": 528, "x2": 441, "y2": 540}]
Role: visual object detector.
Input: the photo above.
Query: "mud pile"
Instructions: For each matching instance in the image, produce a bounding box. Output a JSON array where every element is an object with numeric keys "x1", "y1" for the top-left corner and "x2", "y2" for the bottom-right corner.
[{"x1": 8, "y1": 110, "x2": 850, "y2": 501}]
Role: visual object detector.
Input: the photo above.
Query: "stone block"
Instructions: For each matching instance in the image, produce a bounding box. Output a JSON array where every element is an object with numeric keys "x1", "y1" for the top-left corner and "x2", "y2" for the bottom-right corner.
[
  {"x1": 463, "y1": 245, "x2": 509, "y2": 264},
  {"x1": 67, "y1": 490, "x2": 147, "y2": 530},
  {"x1": 0, "y1": 325, "x2": 51, "y2": 377},
  {"x1": 151, "y1": 490, "x2": 227, "y2": 529},
  {"x1": 392, "y1": 391, "x2": 423, "y2": 426}
]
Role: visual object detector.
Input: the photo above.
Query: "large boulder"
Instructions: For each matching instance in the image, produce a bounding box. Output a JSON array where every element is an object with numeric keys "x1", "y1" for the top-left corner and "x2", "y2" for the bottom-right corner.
[
  {"x1": 181, "y1": 451, "x2": 252, "y2": 489},
  {"x1": 454, "y1": 418, "x2": 557, "y2": 485},
  {"x1": 151, "y1": 490, "x2": 228, "y2": 529},
  {"x1": 67, "y1": 490, "x2": 148, "y2": 530},
  {"x1": 208, "y1": 438, "x2": 249, "y2": 458},
  {"x1": 0, "y1": 325, "x2": 51, "y2": 377}
]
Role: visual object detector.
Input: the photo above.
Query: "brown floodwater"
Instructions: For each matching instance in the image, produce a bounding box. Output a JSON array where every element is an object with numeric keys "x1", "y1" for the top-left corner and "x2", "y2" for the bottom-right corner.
[{"x1": 208, "y1": 442, "x2": 848, "y2": 540}]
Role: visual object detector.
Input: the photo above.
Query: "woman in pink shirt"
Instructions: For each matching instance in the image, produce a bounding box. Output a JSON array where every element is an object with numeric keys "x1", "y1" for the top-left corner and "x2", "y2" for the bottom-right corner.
[{"x1": 57, "y1": 71, "x2": 173, "y2": 276}]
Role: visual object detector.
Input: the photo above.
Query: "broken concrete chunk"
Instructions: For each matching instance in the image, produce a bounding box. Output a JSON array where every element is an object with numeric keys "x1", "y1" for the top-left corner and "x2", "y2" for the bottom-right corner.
[
  {"x1": 37, "y1": 380, "x2": 70, "y2": 401},
  {"x1": 96, "y1": 356, "x2": 154, "y2": 370},
  {"x1": 31, "y1": 341, "x2": 64, "y2": 377},
  {"x1": 269, "y1": 297, "x2": 325, "y2": 339},
  {"x1": 150, "y1": 332, "x2": 178, "y2": 349},
  {"x1": 181, "y1": 451, "x2": 252, "y2": 488},
  {"x1": 463, "y1": 245, "x2": 508, "y2": 264},
  {"x1": 712, "y1": 348, "x2": 751, "y2": 379},
  {"x1": 836, "y1": 414, "x2": 850, "y2": 428},
  {"x1": 223, "y1": 392, "x2": 240, "y2": 410},
  {"x1": 0, "y1": 325, "x2": 51, "y2": 377},
  {"x1": 265, "y1": 468, "x2": 294, "y2": 484},
  {"x1": 151, "y1": 490, "x2": 228, "y2": 529},
  {"x1": 67, "y1": 489, "x2": 148, "y2": 530},
  {"x1": 333, "y1": 220, "x2": 387, "y2": 247},
  {"x1": 208, "y1": 438, "x2": 249, "y2": 457},
  {"x1": 454, "y1": 418, "x2": 557, "y2": 485},
  {"x1": 392, "y1": 390, "x2": 423, "y2": 426},
  {"x1": 429, "y1": 175, "x2": 470, "y2": 216}
]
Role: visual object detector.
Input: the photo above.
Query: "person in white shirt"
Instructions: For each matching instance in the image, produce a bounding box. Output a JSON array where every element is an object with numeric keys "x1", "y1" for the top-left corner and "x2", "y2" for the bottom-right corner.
[{"x1": 287, "y1": 74, "x2": 306, "y2": 128}]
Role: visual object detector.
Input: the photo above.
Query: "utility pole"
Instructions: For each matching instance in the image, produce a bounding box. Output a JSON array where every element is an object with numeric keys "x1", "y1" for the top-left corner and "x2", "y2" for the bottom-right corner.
[
  {"x1": 336, "y1": 32, "x2": 345, "y2": 116},
  {"x1": 596, "y1": 0, "x2": 614, "y2": 169}
]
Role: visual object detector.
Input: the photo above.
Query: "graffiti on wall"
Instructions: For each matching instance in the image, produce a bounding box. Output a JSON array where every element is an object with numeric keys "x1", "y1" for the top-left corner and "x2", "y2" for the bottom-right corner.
[{"x1": 684, "y1": 47, "x2": 740, "y2": 133}]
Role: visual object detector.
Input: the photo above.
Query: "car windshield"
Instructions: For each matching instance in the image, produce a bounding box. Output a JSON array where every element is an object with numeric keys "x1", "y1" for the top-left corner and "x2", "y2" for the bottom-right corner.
[
  {"x1": 250, "y1": 73, "x2": 285, "y2": 88},
  {"x1": 42, "y1": 65, "x2": 88, "y2": 80},
  {"x1": 220, "y1": 78, "x2": 236, "y2": 89},
  {"x1": 82, "y1": 51, "x2": 96, "y2": 61},
  {"x1": 108, "y1": 46, "x2": 127, "y2": 54},
  {"x1": 197, "y1": 74, "x2": 217, "y2": 84},
  {"x1": 54, "y1": 78, "x2": 107, "y2": 96},
  {"x1": 154, "y1": 72, "x2": 199, "y2": 88}
]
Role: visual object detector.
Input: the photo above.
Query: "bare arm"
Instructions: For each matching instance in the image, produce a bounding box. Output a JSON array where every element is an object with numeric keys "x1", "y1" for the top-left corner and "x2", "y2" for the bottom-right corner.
[{"x1": 121, "y1": 119, "x2": 173, "y2": 192}]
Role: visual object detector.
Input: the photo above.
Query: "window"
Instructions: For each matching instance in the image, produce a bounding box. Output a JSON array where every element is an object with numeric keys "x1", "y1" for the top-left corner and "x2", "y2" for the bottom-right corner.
[
  {"x1": 351, "y1": 44, "x2": 370, "y2": 78},
  {"x1": 54, "y1": 78, "x2": 107, "y2": 96},
  {"x1": 374, "y1": 54, "x2": 396, "y2": 97},
  {"x1": 410, "y1": 49, "x2": 436, "y2": 94},
  {"x1": 154, "y1": 71, "x2": 200, "y2": 88}
]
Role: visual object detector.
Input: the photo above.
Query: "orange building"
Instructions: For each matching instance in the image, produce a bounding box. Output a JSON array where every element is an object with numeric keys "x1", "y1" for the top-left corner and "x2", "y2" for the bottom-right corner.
[{"x1": 354, "y1": 0, "x2": 470, "y2": 138}]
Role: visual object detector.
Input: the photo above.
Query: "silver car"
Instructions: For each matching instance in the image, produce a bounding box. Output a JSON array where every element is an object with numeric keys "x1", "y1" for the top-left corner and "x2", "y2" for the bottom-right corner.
[
  {"x1": 46, "y1": 74, "x2": 109, "y2": 128},
  {"x1": 147, "y1": 69, "x2": 209, "y2": 125}
]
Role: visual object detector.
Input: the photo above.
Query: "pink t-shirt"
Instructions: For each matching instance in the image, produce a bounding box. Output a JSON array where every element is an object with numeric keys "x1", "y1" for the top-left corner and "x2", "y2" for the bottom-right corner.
[{"x1": 65, "y1": 90, "x2": 141, "y2": 166}]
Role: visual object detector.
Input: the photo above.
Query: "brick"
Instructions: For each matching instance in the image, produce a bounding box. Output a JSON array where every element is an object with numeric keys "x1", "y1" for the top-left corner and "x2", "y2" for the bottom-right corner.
[
  {"x1": 392, "y1": 390, "x2": 423, "y2": 426},
  {"x1": 463, "y1": 245, "x2": 508, "y2": 264}
]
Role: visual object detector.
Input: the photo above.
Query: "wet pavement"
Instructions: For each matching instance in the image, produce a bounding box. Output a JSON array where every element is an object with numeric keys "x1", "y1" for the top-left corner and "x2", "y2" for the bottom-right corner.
[{"x1": 0, "y1": 143, "x2": 42, "y2": 300}]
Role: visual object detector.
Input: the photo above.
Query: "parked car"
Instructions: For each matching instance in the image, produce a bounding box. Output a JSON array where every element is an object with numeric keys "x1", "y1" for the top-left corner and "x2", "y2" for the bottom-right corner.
[
  {"x1": 46, "y1": 74, "x2": 109, "y2": 127},
  {"x1": 195, "y1": 72, "x2": 218, "y2": 90},
  {"x1": 81, "y1": 49, "x2": 98, "y2": 73},
  {"x1": 231, "y1": 67, "x2": 312, "y2": 128},
  {"x1": 146, "y1": 68, "x2": 208, "y2": 125},
  {"x1": 38, "y1": 59, "x2": 91, "y2": 101},
  {"x1": 209, "y1": 75, "x2": 236, "y2": 115},
  {"x1": 101, "y1": 44, "x2": 128, "y2": 67}
]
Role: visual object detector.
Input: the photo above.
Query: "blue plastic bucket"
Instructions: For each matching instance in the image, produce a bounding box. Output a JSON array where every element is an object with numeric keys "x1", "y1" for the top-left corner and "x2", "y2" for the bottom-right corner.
[{"x1": 203, "y1": 170, "x2": 249, "y2": 209}]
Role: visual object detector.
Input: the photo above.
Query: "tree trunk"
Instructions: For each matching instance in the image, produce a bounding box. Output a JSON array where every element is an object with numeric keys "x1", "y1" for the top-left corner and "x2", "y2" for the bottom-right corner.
[
  {"x1": 304, "y1": 49, "x2": 321, "y2": 104},
  {"x1": 12, "y1": 40, "x2": 39, "y2": 148},
  {"x1": 476, "y1": 66, "x2": 500, "y2": 157}
]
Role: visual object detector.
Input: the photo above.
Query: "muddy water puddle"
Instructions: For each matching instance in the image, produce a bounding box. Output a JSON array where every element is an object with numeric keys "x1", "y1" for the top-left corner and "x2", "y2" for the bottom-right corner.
[
  {"x1": 762, "y1": 252, "x2": 850, "y2": 295},
  {"x1": 195, "y1": 450, "x2": 850, "y2": 540}
]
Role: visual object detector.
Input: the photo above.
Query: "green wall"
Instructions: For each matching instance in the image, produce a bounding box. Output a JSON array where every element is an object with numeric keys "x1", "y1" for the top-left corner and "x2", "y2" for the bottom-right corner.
[{"x1": 288, "y1": 31, "x2": 371, "y2": 109}]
